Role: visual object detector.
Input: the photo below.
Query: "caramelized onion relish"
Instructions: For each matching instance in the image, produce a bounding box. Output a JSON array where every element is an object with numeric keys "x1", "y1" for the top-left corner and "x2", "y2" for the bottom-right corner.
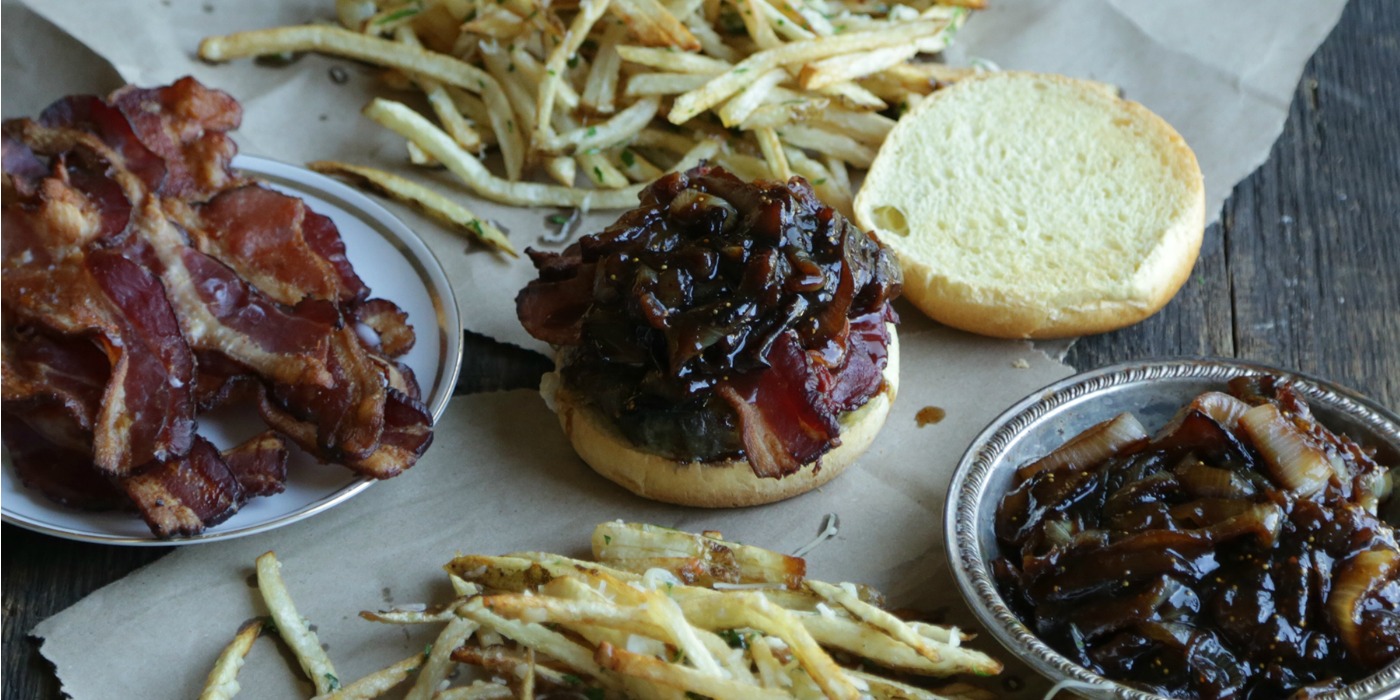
[
  {"x1": 517, "y1": 166, "x2": 900, "y2": 465},
  {"x1": 993, "y1": 377, "x2": 1400, "y2": 699}
]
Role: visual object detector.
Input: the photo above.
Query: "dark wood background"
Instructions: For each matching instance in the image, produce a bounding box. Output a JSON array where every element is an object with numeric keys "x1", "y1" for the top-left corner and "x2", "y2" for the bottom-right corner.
[{"x1": 4, "y1": 0, "x2": 1397, "y2": 696}]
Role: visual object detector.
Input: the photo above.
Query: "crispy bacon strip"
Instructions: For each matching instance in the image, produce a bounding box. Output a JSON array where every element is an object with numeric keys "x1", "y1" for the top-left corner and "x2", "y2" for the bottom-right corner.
[
  {"x1": 183, "y1": 184, "x2": 347, "y2": 304},
  {"x1": 194, "y1": 350, "x2": 259, "y2": 412},
  {"x1": 1, "y1": 328, "x2": 109, "y2": 434},
  {"x1": 269, "y1": 325, "x2": 388, "y2": 460},
  {"x1": 822, "y1": 309, "x2": 893, "y2": 412},
  {"x1": 2, "y1": 141, "x2": 117, "y2": 260},
  {"x1": 355, "y1": 298, "x2": 416, "y2": 358},
  {"x1": 259, "y1": 387, "x2": 431, "y2": 479},
  {"x1": 715, "y1": 313, "x2": 891, "y2": 477},
  {"x1": 121, "y1": 197, "x2": 337, "y2": 388},
  {"x1": 717, "y1": 331, "x2": 839, "y2": 478},
  {"x1": 221, "y1": 431, "x2": 289, "y2": 500},
  {"x1": 109, "y1": 76, "x2": 242, "y2": 200},
  {"x1": 38, "y1": 95, "x2": 167, "y2": 192},
  {"x1": 515, "y1": 249, "x2": 595, "y2": 346},
  {"x1": 2, "y1": 137, "x2": 49, "y2": 196},
  {"x1": 1, "y1": 414, "x2": 127, "y2": 510},
  {"x1": 85, "y1": 248, "x2": 199, "y2": 472},
  {"x1": 372, "y1": 355, "x2": 422, "y2": 401},
  {"x1": 302, "y1": 204, "x2": 368, "y2": 301},
  {"x1": 358, "y1": 389, "x2": 434, "y2": 476},
  {"x1": 4, "y1": 175, "x2": 196, "y2": 474},
  {"x1": 65, "y1": 161, "x2": 135, "y2": 242},
  {"x1": 122, "y1": 436, "x2": 243, "y2": 538}
]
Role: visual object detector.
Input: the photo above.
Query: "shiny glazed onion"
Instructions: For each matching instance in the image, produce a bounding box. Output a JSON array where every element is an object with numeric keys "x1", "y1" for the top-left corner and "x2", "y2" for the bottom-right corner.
[
  {"x1": 993, "y1": 376, "x2": 1399, "y2": 699},
  {"x1": 517, "y1": 165, "x2": 900, "y2": 475}
]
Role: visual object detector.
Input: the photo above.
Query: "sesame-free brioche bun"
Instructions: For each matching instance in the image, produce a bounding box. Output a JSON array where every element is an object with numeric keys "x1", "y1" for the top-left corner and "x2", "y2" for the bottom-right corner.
[
  {"x1": 853, "y1": 71, "x2": 1205, "y2": 339},
  {"x1": 544, "y1": 326, "x2": 899, "y2": 508}
]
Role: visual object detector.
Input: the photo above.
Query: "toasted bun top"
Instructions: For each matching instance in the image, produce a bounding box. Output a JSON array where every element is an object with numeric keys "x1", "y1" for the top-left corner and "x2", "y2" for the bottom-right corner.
[
  {"x1": 854, "y1": 71, "x2": 1205, "y2": 339},
  {"x1": 549, "y1": 326, "x2": 899, "y2": 508}
]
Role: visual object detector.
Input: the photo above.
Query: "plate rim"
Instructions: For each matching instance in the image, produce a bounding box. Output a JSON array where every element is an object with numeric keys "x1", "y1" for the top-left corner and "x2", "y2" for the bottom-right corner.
[
  {"x1": 1, "y1": 155, "x2": 462, "y2": 546},
  {"x1": 944, "y1": 357, "x2": 1400, "y2": 699}
]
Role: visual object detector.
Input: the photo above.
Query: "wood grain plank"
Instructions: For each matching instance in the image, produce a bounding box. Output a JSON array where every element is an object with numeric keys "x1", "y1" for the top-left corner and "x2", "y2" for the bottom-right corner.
[
  {"x1": 1069, "y1": 0, "x2": 1400, "y2": 411},
  {"x1": 2, "y1": 527, "x2": 169, "y2": 700}
]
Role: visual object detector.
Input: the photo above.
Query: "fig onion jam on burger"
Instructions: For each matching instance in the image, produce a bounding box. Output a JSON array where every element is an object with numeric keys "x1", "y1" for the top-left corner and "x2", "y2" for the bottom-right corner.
[{"x1": 517, "y1": 165, "x2": 901, "y2": 506}]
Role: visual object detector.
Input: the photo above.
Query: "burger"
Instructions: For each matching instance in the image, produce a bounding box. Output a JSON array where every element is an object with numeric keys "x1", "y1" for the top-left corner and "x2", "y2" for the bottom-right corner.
[{"x1": 516, "y1": 165, "x2": 901, "y2": 507}]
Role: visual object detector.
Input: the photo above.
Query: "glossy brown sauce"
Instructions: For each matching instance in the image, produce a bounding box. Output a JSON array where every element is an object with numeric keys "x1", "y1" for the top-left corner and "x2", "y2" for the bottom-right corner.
[
  {"x1": 993, "y1": 377, "x2": 1399, "y2": 699},
  {"x1": 916, "y1": 406, "x2": 947, "y2": 426}
]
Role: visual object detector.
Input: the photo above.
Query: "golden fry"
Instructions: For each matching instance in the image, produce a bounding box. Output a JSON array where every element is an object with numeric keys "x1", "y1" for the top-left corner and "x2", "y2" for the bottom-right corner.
[
  {"x1": 204, "y1": 0, "x2": 979, "y2": 238},
  {"x1": 799, "y1": 44, "x2": 921, "y2": 90},
  {"x1": 311, "y1": 653, "x2": 426, "y2": 700},
  {"x1": 205, "y1": 525, "x2": 1002, "y2": 699},
  {"x1": 581, "y1": 24, "x2": 627, "y2": 114},
  {"x1": 403, "y1": 616, "x2": 478, "y2": 700},
  {"x1": 255, "y1": 551, "x2": 340, "y2": 695},
  {"x1": 667, "y1": 19, "x2": 950, "y2": 124},
  {"x1": 595, "y1": 642, "x2": 790, "y2": 699},
  {"x1": 716, "y1": 69, "x2": 789, "y2": 127},
  {"x1": 616, "y1": 45, "x2": 732, "y2": 73},
  {"x1": 309, "y1": 161, "x2": 517, "y2": 256},
  {"x1": 364, "y1": 98, "x2": 652, "y2": 208},
  {"x1": 199, "y1": 26, "x2": 523, "y2": 179},
  {"x1": 197, "y1": 618, "x2": 264, "y2": 700},
  {"x1": 536, "y1": 0, "x2": 613, "y2": 147},
  {"x1": 623, "y1": 72, "x2": 713, "y2": 97},
  {"x1": 608, "y1": 0, "x2": 701, "y2": 50},
  {"x1": 541, "y1": 97, "x2": 661, "y2": 155}
]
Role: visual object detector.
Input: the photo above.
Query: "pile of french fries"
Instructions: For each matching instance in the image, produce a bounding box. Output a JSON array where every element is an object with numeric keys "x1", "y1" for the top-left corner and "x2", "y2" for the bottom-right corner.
[
  {"x1": 197, "y1": 0, "x2": 979, "y2": 254},
  {"x1": 200, "y1": 521, "x2": 1002, "y2": 699}
]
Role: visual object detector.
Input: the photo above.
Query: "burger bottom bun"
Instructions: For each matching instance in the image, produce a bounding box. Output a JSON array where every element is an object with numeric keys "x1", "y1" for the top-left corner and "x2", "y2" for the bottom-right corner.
[{"x1": 546, "y1": 326, "x2": 899, "y2": 508}]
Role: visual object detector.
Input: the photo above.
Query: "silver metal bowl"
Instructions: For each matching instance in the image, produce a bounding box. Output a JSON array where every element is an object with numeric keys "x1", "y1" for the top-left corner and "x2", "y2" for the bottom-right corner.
[{"x1": 945, "y1": 358, "x2": 1400, "y2": 700}]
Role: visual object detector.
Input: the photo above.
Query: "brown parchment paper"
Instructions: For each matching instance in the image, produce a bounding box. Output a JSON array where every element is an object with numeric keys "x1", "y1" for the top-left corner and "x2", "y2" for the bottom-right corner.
[
  {"x1": 34, "y1": 313, "x2": 1072, "y2": 698},
  {"x1": 4, "y1": 0, "x2": 1347, "y2": 696},
  {"x1": 4, "y1": 0, "x2": 1347, "y2": 351}
]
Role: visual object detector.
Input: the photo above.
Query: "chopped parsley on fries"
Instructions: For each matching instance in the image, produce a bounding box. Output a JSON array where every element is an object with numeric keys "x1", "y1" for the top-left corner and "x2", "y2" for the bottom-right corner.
[
  {"x1": 201, "y1": 522, "x2": 1001, "y2": 698},
  {"x1": 199, "y1": 0, "x2": 978, "y2": 242}
]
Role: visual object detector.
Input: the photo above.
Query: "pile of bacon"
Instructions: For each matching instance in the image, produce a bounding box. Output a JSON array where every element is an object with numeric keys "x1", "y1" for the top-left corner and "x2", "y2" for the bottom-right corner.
[{"x1": 2, "y1": 77, "x2": 434, "y2": 538}]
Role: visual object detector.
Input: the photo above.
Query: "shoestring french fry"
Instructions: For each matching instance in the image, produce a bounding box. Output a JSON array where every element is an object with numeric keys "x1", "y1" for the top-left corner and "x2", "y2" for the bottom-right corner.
[
  {"x1": 197, "y1": 619, "x2": 264, "y2": 700},
  {"x1": 308, "y1": 161, "x2": 518, "y2": 256},
  {"x1": 393, "y1": 26, "x2": 484, "y2": 150},
  {"x1": 200, "y1": 0, "x2": 976, "y2": 225},
  {"x1": 403, "y1": 616, "x2": 480, "y2": 700},
  {"x1": 311, "y1": 653, "x2": 427, "y2": 700},
  {"x1": 255, "y1": 551, "x2": 341, "y2": 695},
  {"x1": 199, "y1": 524, "x2": 1002, "y2": 698}
]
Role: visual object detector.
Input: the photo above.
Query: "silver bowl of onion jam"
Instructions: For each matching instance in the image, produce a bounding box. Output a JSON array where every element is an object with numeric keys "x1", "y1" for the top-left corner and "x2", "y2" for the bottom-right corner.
[{"x1": 946, "y1": 358, "x2": 1400, "y2": 700}]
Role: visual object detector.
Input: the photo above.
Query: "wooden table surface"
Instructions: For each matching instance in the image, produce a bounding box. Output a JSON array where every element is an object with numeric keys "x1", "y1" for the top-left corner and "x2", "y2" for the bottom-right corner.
[{"x1": 4, "y1": 1, "x2": 1397, "y2": 697}]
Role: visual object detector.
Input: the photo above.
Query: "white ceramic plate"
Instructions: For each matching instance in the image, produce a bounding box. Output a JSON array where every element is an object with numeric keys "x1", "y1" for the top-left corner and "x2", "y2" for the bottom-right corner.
[{"x1": 1, "y1": 155, "x2": 462, "y2": 545}]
